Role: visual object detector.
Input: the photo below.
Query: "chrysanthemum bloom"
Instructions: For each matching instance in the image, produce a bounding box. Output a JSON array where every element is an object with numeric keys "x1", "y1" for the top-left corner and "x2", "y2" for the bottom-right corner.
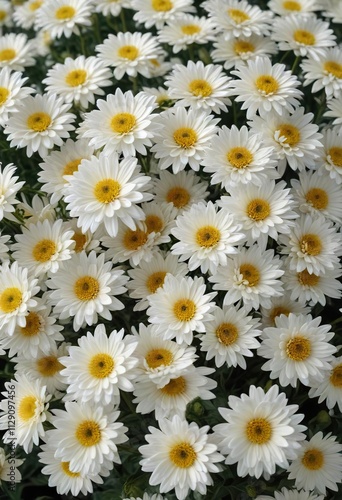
[
  {"x1": 60, "y1": 324, "x2": 138, "y2": 405},
  {"x1": 213, "y1": 384, "x2": 307, "y2": 478},
  {"x1": 0, "y1": 1, "x2": 12, "y2": 31},
  {"x1": 171, "y1": 201, "x2": 245, "y2": 274},
  {"x1": 0, "y1": 447, "x2": 23, "y2": 486},
  {"x1": 4, "y1": 93, "x2": 75, "y2": 158},
  {"x1": 147, "y1": 274, "x2": 216, "y2": 344},
  {"x1": 77, "y1": 89, "x2": 157, "y2": 156},
  {"x1": 279, "y1": 214, "x2": 342, "y2": 274},
  {"x1": 96, "y1": 31, "x2": 163, "y2": 80},
  {"x1": 132, "y1": 0, "x2": 195, "y2": 29},
  {"x1": 301, "y1": 46, "x2": 342, "y2": 99},
  {"x1": 0, "y1": 375, "x2": 51, "y2": 453},
  {"x1": 48, "y1": 401, "x2": 128, "y2": 475},
  {"x1": 0, "y1": 33, "x2": 35, "y2": 71},
  {"x1": 271, "y1": 14, "x2": 336, "y2": 61},
  {"x1": 0, "y1": 67, "x2": 34, "y2": 127},
  {"x1": 204, "y1": 0, "x2": 273, "y2": 40},
  {"x1": 165, "y1": 61, "x2": 231, "y2": 114},
  {"x1": 65, "y1": 152, "x2": 152, "y2": 238},
  {"x1": 255, "y1": 487, "x2": 324, "y2": 500},
  {"x1": 140, "y1": 201, "x2": 177, "y2": 246},
  {"x1": 12, "y1": 0, "x2": 43, "y2": 29},
  {"x1": 199, "y1": 305, "x2": 261, "y2": 369},
  {"x1": 260, "y1": 293, "x2": 310, "y2": 328},
  {"x1": 316, "y1": 128, "x2": 342, "y2": 184},
  {"x1": 46, "y1": 250, "x2": 128, "y2": 331},
  {"x1": 151, "y1": 107, "x2": 219, "y2": 173},
  {"x1": 35, "y1": 0, "x2": 92, "y2": 39},
  {"x1": 259, "y1": 313, "x2": 336, "y2": 387},
  {"x1": 287, "y1": 432, "x2": 342, "y2": 495},
  {"x1": 268, "y1": 0, "x2": 319, "y2": 16},
  {"x1": 249, "y1": 107, "x2": 323, "y2": 174},
  {"x1": 227, "y1": 57, "x2": 303, "y2": 119},
  {"x1": 139, "y1": 415, "x2": 224, "y2": 500},
  {"x1": 43, "y1": 56, "x2": 112, "y2": 109},
  {"x1": 0, "y1": 163, "x2": 24, "y2": 221},
  {"x1": 157, "y1": 14, "x2": 216, "y2": 53},
  {"x1": 325, "y1": 95, "x2": 342, "y2": 134},
  {"x1": 209, "y1": 245, "x2": 284, "y2": 310},
  {"x1": 0, "y1": 261, "x2": 39, "y2": 336},
  {"x1": 309, "y1": 356, "x2": 342, "y2": 413},
  {"x1": 15, "y1": 194, "x2": 56, "y2": 225}
]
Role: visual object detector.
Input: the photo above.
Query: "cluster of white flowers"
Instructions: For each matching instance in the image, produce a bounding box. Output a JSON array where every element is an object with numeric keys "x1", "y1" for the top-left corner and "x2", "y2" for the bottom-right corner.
[{"x1": 0, "y1": 0, "x2": 342, "y2": 498}]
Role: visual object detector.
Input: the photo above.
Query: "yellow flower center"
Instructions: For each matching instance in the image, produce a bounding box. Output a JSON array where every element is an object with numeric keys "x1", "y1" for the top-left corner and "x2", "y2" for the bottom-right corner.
[
  {"x1": 0, "y1": 49, "x2": 16, "y2": 62},
  {"x1": 61, "y1": 462, "x2": 80, "y2": 477},
  {"x1": 27, "y1": 112, "x2": 52, "y2": 132},
  {"x1": 0, "y1": 10, "x2": 7, "y2": 20},
  {"x1": 152, "y1": 0, "x2": 173, "y2": 11},
  {"x1": 123, "y1": 228, "x2": 148, "y2": 250},
  {"x1": 169, "y1": 442, "x2": 196, "y2": 468},
  {"x1": 286, "y1": 336, "x2": 311, "y2": 361},
  {"x1": 330, "y1": 364, "x2": 342, "y2": 388},
  {"x1": 234, "y1": 40, "x2": 255, "y2": 55},
  {"x1": 0, "y1": 287, "x2": 23, "y2": 313},
  {"x1": 215, "y1": 322, "x2": 238, "y2": 346},
  {"x1": 55, "y1": 5, "x2": 75, "y2": 20},
  {"x1": 118, "y1": 45, "x2": 139, "y2": 60},
  {"x1": 88, "y1": 353, "x2": 114, "y2": 378},
  {"x1": 32, "y1": 238, "x2": 56, "y2": 262},
  {"x1": 227, "y1": 147, "x2": 253, "y2": 169},
  {"x1": 255, "y1": 75, "x2": 279, "y2": 95},
  {"x1": 305, "y1": 188, "x2": 328, "y2": 210},
  {"x1": 181, "y1": 24, "x2": 201, "y2": 35},
  {"x1": 36, "y1": 355, "x2": 64, "y2": 376},
  {"x1": 73, "y1": 276, "x2": 100, "y2": 301},
  {"x1": 65, "y1": 69, "x2": 87, "y2": 87},
  {"x1": 293, "y1": 29, "x2": 316, "y2": 45},
  {"x1": 166, "y1": 186, "x2": 190, "y2": 208},
  {"x1": 269, "y1": 306, "x2": 291, "y2": 326},
  {"x1": 228, "y1": 8, "x2": 250, "y2": 24},
  {"x1": 173, "y1": 127, "x2": 197, "y2": 148},
  {"x1": 188, "y1": 79, "x2": 213, "y2": 97},
  {"x1": 161, "y1": 376, "x2": 186, "y2": 395},
  {"x1": 20, "y1": 311, "x2": 41, "y2": 337},
  {"x1": 324, "y1": 61, "x2": 342, "y2": 79},
  {"x1": 328, "y1": 147, "x2": 342, "y2": 167},
  {"x1": 18, "y1": 395, "x2": 37, "y2": 422},
  {"x1": 145, "y1": 214, "x2": 163, "y2": 234},
  {"x1": 146, "y1": 271, "x2": 166, "y2": 294},
  {"x1": 75, "y1": 420, "x2": 101, "y2": 447},
  {"x1": 247, "y1": 198, "x2": 271, "y2": 221},
  {"x1": 283, "y1": 0, "x2": 301, "y2": 11},
  {"x1": 110, "y1": 112, "x2": 136, "y2": 134},
  {"x1": 278, "y1": 124, "x2": 301, "y2": 146},
  {"x1": 297, "y1": 269, "x2": 320, "y2": 286},
  {"x1": 29, "y1": 0, "x2": 42, "y2": 11},
  {"x1": 301, "y1": 448, "x2": 324, "y2": 470},
  {"x1": 72, "y1": 232, "x2": 87, "y2": 252},
  {"x1": 63, "y1": 158, "x2": 82, "y2": 176},
  {"x1": 300, "y1": 233, "x2": 322, "y2": 256},
  {"x1": 94, "y1": 178, "x2": 121, "y2": 204},
  {"x1": 196, "y1": 225, "x2": 221, "y2": 248},
  {"x1": 173, "y1": 299, "x2": 196, "y2": 321},
  {"x1": 245, "y1": 418, "x2": 272, "y2": 444},
  {"x1": 0, "y1": 86, "x2": 9, "y2": 106},
  {"x1": 145, "y1": 348, "x2": 173, "y2": 368},
  {"x1": 240, "y1": 263, "x2": 260, "y2": 287}
]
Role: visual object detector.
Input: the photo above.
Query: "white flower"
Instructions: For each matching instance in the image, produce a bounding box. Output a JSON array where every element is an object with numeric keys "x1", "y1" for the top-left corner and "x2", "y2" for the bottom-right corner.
[
  {"x1": 268, "y1": 0, "x2": 320, "y2": 16},
  {"x1": 325, "y1": 95, "x2": 342, "y2": 134},
  {"x1": 323, "y1": 0, "x2": 342, "y2": 24},
  {"x1": 15, "y1": 194, "x2": 56, "y2": 226},
  {"x1": 0, "y1": 163, "x2": 24, "y2": 221},
  {"x1": 301, "y1": 46, "x2": 342, "y2": 99},
  {"x1": 93, "y1": 0, "x2": 129, "y2": 17},
  {"x1": 213, "y1": 384, "x2": 306, "y2": 478},
  {"x1": 260, "y1": 293, "x2": 310, "y2": 328},
  {"x1": 35, "y1": 0, "x2": 92, "y2": 39},
  {"x1": 0, "y1": 233, "x2": 10, "y2": 263},
  {"x1": 316, "y1": 128, "x2": 342, "y2": 184},
  {"x1": 0, "y1": 33, "x2": 35, "y2": 71},
  {"x1": 13, "y1": 0, "x2": 43, "y2": 29},
  {"x1": 259, "y1": 313, "x2": 336, "y2": 387},
  {"x1": 139, "y1": 415, "x2": 224, "y2": 500},
  {"x1": 287, "y1": 432, "x2": 342, "y2": 495},
  {"x1": 0, "y1": 447, "x2": 23, "y2": 486},
  {"x1": 255, "y1": 487, "x2": 324, "y2": 500},
  {"x1": 0, "y1": 1, "x2": 12, "y2": 29},
  {"x1": 309, "y1": 356, "x2": 342, "y2": 413},
  {"x1": 132, "y1": 0, "x2": 195, "y2": 29},
  {"x1": 157, "y1": 14, "x2": 216, "y2": 53},
  {"x1": 0, "y1": 67, "x2": 34, "y2": 127},
  {"x1": 140, "y1": 201, "x2": 177, "y2": 246}
]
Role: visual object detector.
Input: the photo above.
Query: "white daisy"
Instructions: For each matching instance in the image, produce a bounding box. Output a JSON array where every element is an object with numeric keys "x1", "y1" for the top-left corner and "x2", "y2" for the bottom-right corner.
[
  {"x1": 146, "y1": 274, "x2": 216, "y2": 345},
  {"x1": 0, "y1": 1, "x2": 12, "y2": 30},
  {"x1": 259, "y1": 313, "x2": 336, "y2": 387},
  {"x1": 0, "y1": 261, "x2": 39, "y2": 336},
  {"x1": 64, "y1": 218, "x2": 100, "y2": 255},
  {"x1": 151, "y1": 106, "x2": 219, "y2": 173},
  {"x1": 213, "y1": 384, "x2": 306, "y2": 478},
  {"x1": 316, "y1": 128, "x2": 342, "y2": 184},
  {"x1": 65, "y1": 152, "x2": 152, "y2": 238},
  {"x1": 268, "y1": 0, "x2": 320, "y2": 16},
  {"x1": 123, "y1": 494, "x2": 166, "y2": 500},
  {"x1": 199, "y1": 305, "x2": 261, "y2": 369},
  {"x1": 15, "y1": 194, "x2": 57, "y2": 226},
  {"x1": 309, "y1": 356, "x2": 342, "y2": 413},
  {"x1": 170, "y1": 201, "x2": 245, "y2": 274},
  {"x1": 140, "y1": 201, "x2": 177, "y2": 246},
  {"x1": 0, "y1": 447, "x2": 23, "y2": 487},
  {"x1": 255, "y1": 487, "x2": 324, "y2": 500},
  {"x1": 12, "y1": 0, "x2": 44, "y2": 29},
  {"x1": 301, "y1": 47, "x2": 342, "y2": 99},
  {"x1": 132, "y1": 0, "x2": 195, "y2": 29},
  {"x1": 35, "y1": 0, "x2": 93, "y2": 39},
  {"x1": 157, "y1": 14, "x2": 216, "y2": 53},
  {"x1": 325, "y1": 95, "x2": 342, "y2": 134},
  {"x1": 12, "y1": 219, "x2": 74, "y2": 278},
  {"x1": 209, "y1": 245, "x2": 284, "y2": 310},
  {"x1": 0, "y1": 67, "x2": 34, "y2": 127},
  {"x1": 0, "y1": 163, "x2": 24, "y2": 221},
  {"x1": 46, "y1": 250, "x2": 128, "y2": 331},
  {"x1": 4, "y1": 93, "x2": 75, "y2": 158},
  {"x1": 77, "y1": 88, "x2": 157, "y2": 157},
  {"x1": 0, "y1": 233, "x2": 10, "y2": 263},
  {"x1": 323, "y1": 0, "x2": 342, "y2": 24},
  {"x1": 260, "y1": 293, "x2": 310, "y2": 328},
  {"x1": 227, "y1": 57, "x2": 303, "y2": 119},
  {"x1": 142, "y1": 85, "x2": 173, "y2": 109},
  {"x1": 287, "y1": 432, "x2": 342, "y2": 495},
  {"x1": 93, "y1": 0, "x2": 130, "y2": 17},
  {"x1": 139, "y1": 415, "x2": 224, "y2": 500},
  {"x1": 0, "y1": 33, "x2": 35, "y2": 71}
]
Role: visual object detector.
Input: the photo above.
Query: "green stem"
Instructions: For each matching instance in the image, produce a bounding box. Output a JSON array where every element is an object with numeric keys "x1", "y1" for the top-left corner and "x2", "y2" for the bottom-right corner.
[
  {"x1": 120, "y1": 8, "x2": 127, "y2": 32},
  {"x1": 291, "y1": 55, "x2": 300, "y2": 73},
  {"x1": 92, "y1": 14, "x2": 102, "y2": 43},
  {"x1": 279, "y1": 50, "x2": 290, "y2": 64},
  {"x1": 79, "y1": 31, "x2": 87, "y2": 56}
]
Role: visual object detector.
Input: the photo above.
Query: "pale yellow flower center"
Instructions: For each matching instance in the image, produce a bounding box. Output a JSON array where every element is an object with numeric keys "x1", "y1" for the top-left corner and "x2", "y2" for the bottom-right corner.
[
  {"x1": 0, "y1": 287, "x2": 22, "y2": 313},
  {"x1": 118, "y1": 45, "x2": 139, "y2": 60},
  {"x1": 61, "y1": 462, "x2": 80, "y2": 477},
  {"x1": 32, "y1": 238, "x2": 56, "y2": 262},
  {"x1": 255, "y1": 75, "x2": 279, "y2": 95},
  {"x1": 173, "y1": 299, "x2": 196, "y2": 321},
  {"x1": 0, "y1": 49, "x2": 16, "y2": 62},
  {"x1": 227, "y1": 147, "x2": 253, "y2": 169},
  {"x1": 297, "y1": 269, "x2": 320, "y2": 287},
  {"x1": 36, "y1": 355, "x2": 64, "y2": 376},
  {"x1": 74, "y1": 276, "x2": 100, "y2": 301},
  {"x1": 55, "y1": 5, "x2": 75, "y2": 20},
  {"x1": 20, "y1": 312, "x2": 41, "y2": 336},
  {"x1": 181, "y1": 24, "x2": 201, "y2": 35},
  {"x1": 228, "y1": 8, "x2": 250, "y2": 24},
  {"x1": 173, "y1": 127, "x2": 197, "y2": 148},
  {"x1": 188, "y1": 79, "x2": 212, "y2": 97},
  {"x1": 88, "y1": 353, "x2": 114, "y2": 378},
  {"x1": 161, "y1": 376, "x2": 186, "y2": 395},
  {"x1": 145, "y1": 348, "x2": 173, "y2": 368},
  {"x1": 145, "y1": 214, "x2": 163, "y2": 234},
  {"x1": 328, "y1": 147, "x2": 342, "y2": 167},
  {"x1": 196, "y1": 225, "x2": 221, "y2": 248},
  {"x1": 269, "y1": 306, "x2": 291, "y2": 326},
  {"x1": 0, "y1": 10, "x2": 7, "y2": 20},
  {"x1": 65, "y1": 69, "x2": 87, "y2": 87},
  {"x1": 245, "y1": 418, "x2": 272, "y2": 444},
  {"x1": 110, "y1": 112, "x2": 136, "y2": 134},
  {"x1": 300, "y1": 233, "x2": 322, "y2": 256},
  {"x1": 94, "y1": 178, "x2": 121, "y2": 204},
  {"x1": 293, "y1": 29, "x2": 316, "y2": 45},
  {"x1": 283, "y1": 1, "x2": 301, "y2": 11},
  {"x1": 305, "y1": 188, "x2": 328, "y2": 210},
  {"x1": 123, "y1": 228, "x2": 148, "y2": 250},
  {"x1": 72, "y1": 231, "x2": 87, "y2": 253},
  {"x1": 0, "y1": 86, "x2": 9, "y2": 105},
  {"x1": 146, "y1": 271, "x2": 166, "y2": 294},
  {"x1": 215, "y1": 322, "x2": 238, "y2": 346},
  {"x1": 286, "y1": 336, "x2": 311, "y2": 361},
  {"x1": 330, "y1": 364, "x2": 342, "y2": 388},
  {"x1": 63, "y1": 158, "x2": 82, "y2": 176},
  {"x1": 29, "y1": 0, "x2": 42, "y2": 11},
  {"x1": 247, "y1": 198, "x2": 271, "y2": 221},
  {"x1": 324, "y1": 61, "x2": 342, "y2": 79},
  {"x1": 166, "y1": 187, "x2": 190, "y2": 208},
  {"x1": 75, "y1": 420, "x2": 101, "y2": 446},
  {"x1": 169, "y1": 442, "x2": 196, "y2": 468},
  {"x1": 152, "y1": 0, "x2": 173, "y2": 11},
  {"x1": 234, "y1": 40, "x2": 255, "y2": 55},
  {"x1": 240, "y1": 263, "x2": 260, "y2": 287},
  {"x1": 301, "y1": 448, "x2": 324, "y2": 470},
  {"x1": 278, "y1": 124, "x2": 301, "y2": 146},
  {"x1": 18, "y1": 395, "x2": 37, "y2": 421}
]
